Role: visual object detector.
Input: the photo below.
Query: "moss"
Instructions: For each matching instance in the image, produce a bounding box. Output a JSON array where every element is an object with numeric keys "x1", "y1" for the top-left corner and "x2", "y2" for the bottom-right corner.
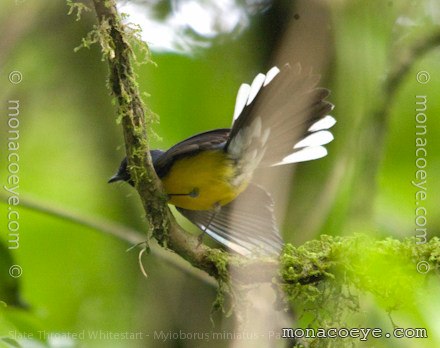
[
  {"x1": 280, "y1": 235, "x2": 439, "y2": 303},
  {"x1": 279, "y1": 236, "x2": 352, "y2": 344},
  {"x1": 69, "y1": 3, "x2": 158, "y2": 133},
  {"x1": 278, "y1": 235, "x2": 440, "y2": 347},
  {"x1": 205, "y1": 249, "x2": 231, "y2": 314},
  {"x1": 281, "y1": 235, "x2": 335, "y2": 285},
  {"x1": 67, "y1": 0, "x2": 91, "y2": 21}
]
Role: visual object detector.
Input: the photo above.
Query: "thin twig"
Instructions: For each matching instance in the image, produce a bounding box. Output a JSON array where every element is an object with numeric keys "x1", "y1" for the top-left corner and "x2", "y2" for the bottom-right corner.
[
  {"x1": 352, "y1": 29, "x2": 440, "y2": 219},
  {"x1": 0, "y1": 192, "x2": 216, "y2": 286}
]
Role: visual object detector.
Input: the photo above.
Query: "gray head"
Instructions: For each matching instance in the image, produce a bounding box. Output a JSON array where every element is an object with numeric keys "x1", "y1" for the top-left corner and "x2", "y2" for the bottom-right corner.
[{"x1": 108, "y1": 150, "x2": 164, "y2": 185}]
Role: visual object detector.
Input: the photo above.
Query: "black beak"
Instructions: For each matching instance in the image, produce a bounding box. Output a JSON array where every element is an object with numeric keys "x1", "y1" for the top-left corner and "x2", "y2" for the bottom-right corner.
[{"x1": 108, "y1": 174, "x2": 122, "y2": 183}]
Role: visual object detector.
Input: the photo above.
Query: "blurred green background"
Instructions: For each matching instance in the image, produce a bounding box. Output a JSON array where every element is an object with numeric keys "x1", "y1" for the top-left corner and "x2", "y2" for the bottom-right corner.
[{"x1": 0, "y1": 0, "x2": 439, "y2": 347}]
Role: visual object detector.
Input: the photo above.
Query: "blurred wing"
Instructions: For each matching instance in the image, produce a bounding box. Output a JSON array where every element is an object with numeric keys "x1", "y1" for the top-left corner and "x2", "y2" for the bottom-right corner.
[
  {"x1": 153, "y1": 129, "x2": 230, "y2": 178},
  {"x1": 177, "y1": 183, "x2": 282, "y2": 256},
  {"x1": 226, "y1": 64, "x2": 335, "y2": 181}
]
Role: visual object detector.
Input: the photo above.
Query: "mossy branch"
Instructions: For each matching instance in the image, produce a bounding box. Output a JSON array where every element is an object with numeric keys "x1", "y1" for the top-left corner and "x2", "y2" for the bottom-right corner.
[
  {"x1": 90, "y1": 0, "x2": 239, "y2": 281},
  {"x1": 83, "y1": 1, "x2": 440, "y2": 318}
]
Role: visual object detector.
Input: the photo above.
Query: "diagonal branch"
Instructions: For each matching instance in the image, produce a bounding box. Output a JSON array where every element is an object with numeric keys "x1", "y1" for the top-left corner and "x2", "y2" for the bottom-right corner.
[
  {"x1": 0, "y1": 192, "x2": 216, "y2": 286},
  {"x1": 350, "y1": 29, "x2": 440, "y2": 220},
  {"x1": 91, "y1": 0, "x2": 235, "y2": 281}
]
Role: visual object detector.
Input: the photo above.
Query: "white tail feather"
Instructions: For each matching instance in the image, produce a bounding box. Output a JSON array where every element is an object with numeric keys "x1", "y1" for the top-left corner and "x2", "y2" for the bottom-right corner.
[
  {"x1": 308, "y1": 115, "x2": 336, "y2": 132},
  {"x1": 294, "y1": 130, "x2": 334, "y2": 149},
  {"x1": 230, "y1": 65, "x2": 335, "y2": 169},
  {"x1": 233, "y1": 83, "x2": 251, "y2": 122},
  {"x1": 264, "y1": 67, "x2": 280, "y2": 86},
  {"x1": 272, "y1": 146, "x2": 328, "y2": 166},
  {"x1": 247, "y1": 73, "x2": 266, "y2": 106},
  {"x1": 232, "y1": 67, "x2": 281, "y2": 124}
]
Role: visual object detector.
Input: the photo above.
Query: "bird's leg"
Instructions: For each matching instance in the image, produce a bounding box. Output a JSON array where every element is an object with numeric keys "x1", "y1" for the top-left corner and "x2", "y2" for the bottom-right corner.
[
  {"x1": 189, "y1": 188, "x2": 199, "y2": 198},
  {"x1": 197, "y1": 202, "x2": 221, "y2": 247},
  {"x1": 167, "y1": 188, "x2": 199, "y2": 199}
]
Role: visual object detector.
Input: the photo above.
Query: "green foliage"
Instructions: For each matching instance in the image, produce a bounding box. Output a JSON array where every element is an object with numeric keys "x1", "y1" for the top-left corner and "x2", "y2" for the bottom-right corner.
[
  {"x1": 1, "y1": 0, "x2": 439, "y2": 347},
  {"x1": 280, "y1": 235, "x2": 439, "y2": 346},
  {"x1": 335, "y1": 236, "x2": 437, "y2": 311}
]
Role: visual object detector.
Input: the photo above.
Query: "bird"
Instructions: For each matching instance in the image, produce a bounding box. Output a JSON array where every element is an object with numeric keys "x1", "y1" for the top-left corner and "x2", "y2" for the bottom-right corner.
[{"x1": 109, "y1": 64, "x2": 336, "y2": 257}]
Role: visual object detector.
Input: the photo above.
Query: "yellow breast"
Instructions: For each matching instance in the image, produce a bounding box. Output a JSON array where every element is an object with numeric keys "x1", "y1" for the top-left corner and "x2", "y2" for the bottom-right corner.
[{"x1": 161, "y1": 150, "x2": 247, "y2": 210}]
